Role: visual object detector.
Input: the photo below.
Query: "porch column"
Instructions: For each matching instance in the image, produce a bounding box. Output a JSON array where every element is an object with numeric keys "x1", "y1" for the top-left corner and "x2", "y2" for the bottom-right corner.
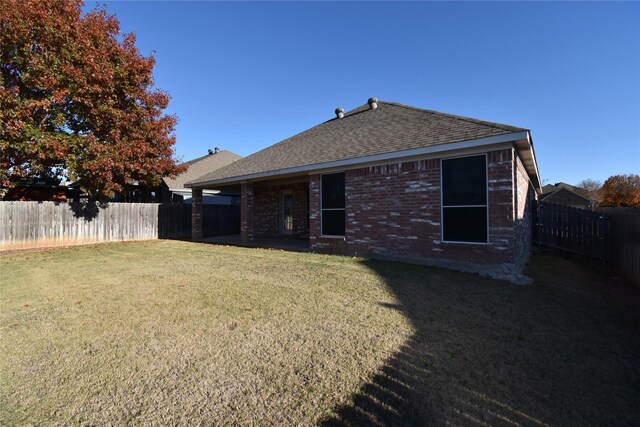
[
  {"x1": 308, "y1": 175, "x2": 321, "y2": 247},
  {"x1": 191, "y1": 186, "x2": 203, "y2": 241},
  {"x1": 240, "y1": 181, "x2": 254, "y2": 243}
]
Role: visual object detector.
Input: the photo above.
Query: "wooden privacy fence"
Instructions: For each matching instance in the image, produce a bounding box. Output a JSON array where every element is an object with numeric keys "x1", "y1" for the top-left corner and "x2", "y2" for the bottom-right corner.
[
  {"x1": 203, "y1": 204, "x2": 240, "y2": 237},
  {"x1": 158, "y1": 204, "x2": 240, "y2": 239},
  {"x1": 533, "y1": 201, "x2": 609, "y2": 260},
  {"x1": 158, "y1": 203, "x2": 192, "y2": 239},
  {"x1": 0, "y1": 201, "x2": 239, "y2": 251},
  {"x1": 595, "y1": 207, "x2": 640, "y2": 287}
]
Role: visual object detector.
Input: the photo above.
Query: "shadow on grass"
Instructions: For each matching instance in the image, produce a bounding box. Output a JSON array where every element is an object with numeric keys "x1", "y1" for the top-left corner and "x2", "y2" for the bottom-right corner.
[{"x1": 321, "y1": 252, "x2": 640, "y2": 426}]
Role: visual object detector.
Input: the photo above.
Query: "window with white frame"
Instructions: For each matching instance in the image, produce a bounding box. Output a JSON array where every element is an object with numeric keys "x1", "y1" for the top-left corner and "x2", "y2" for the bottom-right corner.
[
  {"x1": 441, "y1": 155, "x2": 488, "y2": 243},
  {"x1": 321, "y1": 173, "x2": 345, "y2": 236}
]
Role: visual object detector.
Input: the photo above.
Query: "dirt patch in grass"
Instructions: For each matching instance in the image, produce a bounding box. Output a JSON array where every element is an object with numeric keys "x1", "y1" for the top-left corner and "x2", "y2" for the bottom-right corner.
[{"x1": 1, "y1": 241, "x2": 639, "y2": 425}]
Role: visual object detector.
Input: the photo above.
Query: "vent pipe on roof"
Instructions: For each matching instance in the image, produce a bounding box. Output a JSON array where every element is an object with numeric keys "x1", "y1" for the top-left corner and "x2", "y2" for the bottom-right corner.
[
  {"x1": 335, "y1": 107, "x2": 345, "y2": 119},
  {"x1": 368, "y1": 97, "x2": 378, "y2": 110}
]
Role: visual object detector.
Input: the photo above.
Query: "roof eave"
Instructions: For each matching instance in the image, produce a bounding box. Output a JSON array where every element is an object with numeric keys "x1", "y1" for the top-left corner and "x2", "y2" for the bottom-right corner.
[
  {"x1": 168, "y1": 188, "x2": 221, "y2": 194},
  {"x1": 187, "y1": 131, "x2": 534, "y2": 188},
  {"x1": 513, "y1": 131, "x2": 543, "y2": 195}
]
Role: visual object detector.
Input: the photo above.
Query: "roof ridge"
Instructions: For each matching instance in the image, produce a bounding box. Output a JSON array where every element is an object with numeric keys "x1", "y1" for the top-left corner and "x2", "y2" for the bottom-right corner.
[
  {"x1": 180, "y1": 149, "x2": 238, "y2": 167},
  {"x1": 181, "y1": 154, "x2": 211, "y2": 166},
  {"x1": 378, "y1": 101, "x2": 527, "y2": 132},
  {"x1": 187, "y1": 100, "x2": 534, "y2": 187},
  {"x1": 165, "y1": 150, "x2": 241, "y2": 187}
]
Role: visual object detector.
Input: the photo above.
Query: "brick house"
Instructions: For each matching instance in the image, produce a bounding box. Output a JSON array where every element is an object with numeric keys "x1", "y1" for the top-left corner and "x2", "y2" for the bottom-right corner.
[{"x1": 188, "y1": 99, "x2": 542, "y2": 279}]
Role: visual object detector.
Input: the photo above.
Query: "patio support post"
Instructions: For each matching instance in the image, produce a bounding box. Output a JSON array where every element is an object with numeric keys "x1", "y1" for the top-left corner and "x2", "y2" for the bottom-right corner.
[
  {"x1": 308, "y1": 175, "x2": 321, "y2": 248},
  {"x1": 240, "y1": 181, "x2": 254, "y2": 243},
  {"x1": 191, "y1": 186, "x2": 203, "y2": 241}
]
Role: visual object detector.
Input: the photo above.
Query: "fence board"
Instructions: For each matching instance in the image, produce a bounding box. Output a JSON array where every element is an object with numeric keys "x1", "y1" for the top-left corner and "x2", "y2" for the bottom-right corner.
[
  {"x1": 534, "y1": 202, "x2": 609, "y2": 260},
  {"x1": 0, "y1": 202, "x2": 158, "y2": 251},
  {"x1": 0, "y1": 201, "x2": 240, "y2": 251},
  {"x1": 595, "y1": 207, "x2": 640, "y2": 287},
  {"x1": 158, "y1": 204, "x2": 192, "y2": 239},
  {"x1": 203, "y1": 204, "x2": 240, "y2": 237}
]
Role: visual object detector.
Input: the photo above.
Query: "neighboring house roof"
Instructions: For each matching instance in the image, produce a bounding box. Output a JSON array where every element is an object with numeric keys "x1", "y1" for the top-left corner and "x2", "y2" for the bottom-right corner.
[
  {"x1": 164, "y1": 149, "x2": 241, "y2": 189},
  {"x1": 542, "y1": 182, "x2": 592, "y2": 199},
  {"x1": 188, "y1": 100, "x2": 539, "y2": 191},
  {"x1": 540, "y1": 182, "x2": 593, "y2": 205}
]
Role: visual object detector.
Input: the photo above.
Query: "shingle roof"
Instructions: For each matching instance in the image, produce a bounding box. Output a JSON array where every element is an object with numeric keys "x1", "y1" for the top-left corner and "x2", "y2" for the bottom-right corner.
[
  {"x1": 189, "y1": 101, "x2": 527, "y2": 186},
  {"x1": 163, "y1": 150, "x2": 241, "y2": 189},
  {"x1": 541, "y1": 183, "x2": 592, "y2": 201}
]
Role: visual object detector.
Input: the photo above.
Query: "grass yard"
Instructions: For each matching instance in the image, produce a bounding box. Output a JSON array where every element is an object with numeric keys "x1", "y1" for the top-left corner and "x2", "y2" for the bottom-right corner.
[{"x1": 1, "y1": 241, "x2": 639, "y2": 425}]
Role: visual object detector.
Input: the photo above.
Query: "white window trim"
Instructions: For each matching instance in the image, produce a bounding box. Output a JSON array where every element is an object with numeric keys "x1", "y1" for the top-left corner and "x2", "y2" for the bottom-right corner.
[
  {"x1": 440, "y1": 153, "x2": 489, "y2": 245},
  {"x1": 320, "y1": 172, "x2": 346, "y2": 238}
]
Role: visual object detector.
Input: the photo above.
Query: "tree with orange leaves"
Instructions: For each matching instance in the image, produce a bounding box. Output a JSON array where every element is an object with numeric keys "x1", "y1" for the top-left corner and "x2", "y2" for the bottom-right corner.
[
  {"x1": 599, "y1": 174, "x2": 640, "y2": 207},
  {"x1": 1, "y1": 0, "x2": 183, "y2": 198}
]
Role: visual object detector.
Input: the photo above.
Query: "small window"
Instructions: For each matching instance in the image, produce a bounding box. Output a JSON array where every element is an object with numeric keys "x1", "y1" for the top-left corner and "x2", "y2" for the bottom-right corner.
[
  {"x1": 321, "y1": 173, "x2": 345, "y2": 236},
  {"x1": 441, "y1": 155, "x2": 488, "y2": 243}
]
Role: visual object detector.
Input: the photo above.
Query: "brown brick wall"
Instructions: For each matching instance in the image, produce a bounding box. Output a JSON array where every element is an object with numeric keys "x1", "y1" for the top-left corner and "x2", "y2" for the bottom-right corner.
[
  {"x1": 235, "y1": 147, "x2": 534, "y2": 272},
  {"x1": 309, "y1": 149, "x2": 524, "y2": 267},
  {"x1": 513, "y1": 154, "x2": 537, "y2": 268},
  {"x1": 240, "y1": 182, "x2": 254, "y2": 243},
  {"x1": 253, "y1": 181, "x2": 309, "y2": 239},
  {"x1": 309, "y1": 174, "x2": 323, "y2": 246}
]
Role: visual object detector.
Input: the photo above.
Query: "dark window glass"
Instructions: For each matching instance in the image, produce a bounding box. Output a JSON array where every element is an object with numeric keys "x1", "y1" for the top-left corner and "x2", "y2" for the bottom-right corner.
[
  {"x1": 442, "y1": 207, "x2": 487, "y2": 243},
  {"x1": 441, "y1": 155, "x2": 488, "y2": 243},
  {"x1": 442, "y1": 156, "x2": 487, "y2": 206},
  {"x1": 321, "y1": 173, "x2": 345, "y2": 209},
  {"x1": 321, "y1": 173, "x2": 345, "y2": 236},
  {"x1": 322, "y1": 210, "x2": 345, "y2": 236}
]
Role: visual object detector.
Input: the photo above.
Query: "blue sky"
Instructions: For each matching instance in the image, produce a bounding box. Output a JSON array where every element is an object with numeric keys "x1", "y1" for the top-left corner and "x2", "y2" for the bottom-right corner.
[{"x1": 85, "y1": 1, "x2": 639, "y2": 186}]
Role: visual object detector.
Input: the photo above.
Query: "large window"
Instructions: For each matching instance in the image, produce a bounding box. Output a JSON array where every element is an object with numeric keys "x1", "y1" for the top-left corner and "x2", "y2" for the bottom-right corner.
[
  {"x1": 441, "y1": 155, "x2": 488, "y2": 243},
  {"x1": 321, "y1": 173, "x2": 345, "y2": 236}
]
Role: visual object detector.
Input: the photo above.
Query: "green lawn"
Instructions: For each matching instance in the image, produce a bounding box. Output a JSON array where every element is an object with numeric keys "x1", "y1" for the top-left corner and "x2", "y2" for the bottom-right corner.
[{"x1": 1, "y1": 241, "x2": 639, "y2": 425}]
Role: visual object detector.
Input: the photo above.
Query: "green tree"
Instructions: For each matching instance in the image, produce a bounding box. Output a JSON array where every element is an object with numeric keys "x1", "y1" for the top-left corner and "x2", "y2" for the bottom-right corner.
[{"x1": 1, "y1": 0, "x2": 184, "y2": 198}]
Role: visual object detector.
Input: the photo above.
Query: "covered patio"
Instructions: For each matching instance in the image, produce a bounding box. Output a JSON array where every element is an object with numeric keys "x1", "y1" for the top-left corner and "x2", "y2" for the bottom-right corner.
[{"x1": 190, "y1": 175, "x2": 311, "y2": 249}]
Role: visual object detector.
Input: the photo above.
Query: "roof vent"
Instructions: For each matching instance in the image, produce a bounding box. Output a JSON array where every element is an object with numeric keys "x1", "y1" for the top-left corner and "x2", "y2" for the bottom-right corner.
[
  {"x1": 368, "y1": 97, "x2": 378, "y2": 110},
  {"x1": 335, "y1": 107, "x2": 345, "y2": 119},
  {"x1": 214, "y1": 147, "x2": 221, "y2": 153},
  {"x1": 208, "y1": 149, "x2": 214, "y2": 155}
]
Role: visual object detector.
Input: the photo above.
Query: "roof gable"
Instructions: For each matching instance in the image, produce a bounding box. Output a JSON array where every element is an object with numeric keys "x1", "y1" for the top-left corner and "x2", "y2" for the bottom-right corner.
[
  {"x1": 542, "y1": 182, "x2": 592, "y2": 201},
  {"x1": 540, "y1": 187, "x2": 593, "y2": 205},
  {"x1": 163, "y1": 150, "x2": 241, "y2": 189},
  {"x1": 189, "y1": 101, "x2": 529, "y2": 186}
]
